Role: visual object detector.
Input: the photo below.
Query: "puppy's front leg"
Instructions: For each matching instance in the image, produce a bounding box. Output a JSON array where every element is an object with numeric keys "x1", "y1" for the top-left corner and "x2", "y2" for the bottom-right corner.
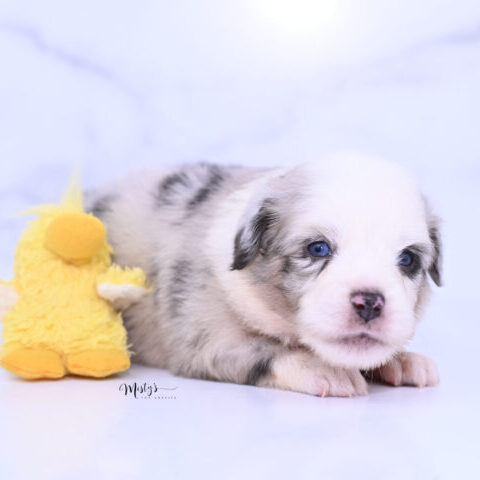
[
  {"x1": 260, "y1": 350, "x2": 368, "y2": 397},
  {"x1": 175, "y1": 336, "x2": 367, "y2": 397}
]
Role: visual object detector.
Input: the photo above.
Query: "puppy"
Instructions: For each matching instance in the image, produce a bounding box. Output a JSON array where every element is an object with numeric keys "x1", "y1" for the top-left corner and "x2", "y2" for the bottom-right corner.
[{"x1": 87, "y1": 154, "x2": 441, "y2": 397}]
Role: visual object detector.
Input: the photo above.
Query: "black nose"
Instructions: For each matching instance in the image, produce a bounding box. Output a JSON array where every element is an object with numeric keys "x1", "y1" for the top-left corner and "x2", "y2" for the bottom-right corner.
[{"x1": 350, "y1": 292, "x2": 385, "y2": 323}]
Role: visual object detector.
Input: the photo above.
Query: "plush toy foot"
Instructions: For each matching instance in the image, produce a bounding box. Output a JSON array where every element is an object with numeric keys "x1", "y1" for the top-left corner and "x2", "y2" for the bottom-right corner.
[
  {"x1": 0, "y1": 348, "x2": 66, "y2": 379},
  {"x1": 66, "y1": 350, "x2": 130, "y2": 378}
]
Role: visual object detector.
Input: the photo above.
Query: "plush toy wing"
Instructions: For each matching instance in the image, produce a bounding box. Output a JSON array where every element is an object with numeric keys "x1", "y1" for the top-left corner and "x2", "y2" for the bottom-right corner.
[
  {"x1": 97, "y1": 266, "x2": 149, "y2": 311},
  {"x1": 0, "y1": 282, "x2": 18, "y2": 321},
  {"x1": 97, "y1": 284, "x2": 149, "y2": 311}
]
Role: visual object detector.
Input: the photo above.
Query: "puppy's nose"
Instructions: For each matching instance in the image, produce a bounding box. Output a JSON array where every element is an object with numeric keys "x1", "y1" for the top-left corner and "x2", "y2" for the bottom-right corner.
[{"x1": 350, "y1": 292, "x2": 385, "y2": 323}]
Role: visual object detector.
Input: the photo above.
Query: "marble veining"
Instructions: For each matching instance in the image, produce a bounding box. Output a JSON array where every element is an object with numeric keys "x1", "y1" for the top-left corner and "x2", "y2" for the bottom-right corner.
[{"x1": 0, "y1": 1, "x2": 479, "y2": 478}]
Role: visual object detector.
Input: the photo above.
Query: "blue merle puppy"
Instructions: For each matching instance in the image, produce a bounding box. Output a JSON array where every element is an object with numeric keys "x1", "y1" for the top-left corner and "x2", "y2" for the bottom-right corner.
[{"x1": 87, "y1": 154, "x2": 442, "y2": 396}]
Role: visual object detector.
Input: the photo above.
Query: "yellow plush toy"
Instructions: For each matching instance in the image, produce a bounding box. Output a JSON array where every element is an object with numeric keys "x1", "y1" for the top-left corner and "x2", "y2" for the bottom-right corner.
[{"x1": 0, "y1": 178, "x2": 149, "y2": 379}]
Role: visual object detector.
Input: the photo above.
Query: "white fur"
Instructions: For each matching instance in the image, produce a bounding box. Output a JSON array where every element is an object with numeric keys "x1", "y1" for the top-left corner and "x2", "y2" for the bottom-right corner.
[{"x1": 87, "y1": 154, "x2": 441, "y2": 397}]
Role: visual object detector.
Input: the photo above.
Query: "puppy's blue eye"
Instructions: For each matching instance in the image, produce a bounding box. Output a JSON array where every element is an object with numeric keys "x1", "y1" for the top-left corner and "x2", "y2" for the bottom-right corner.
[
  {"x1": 398, "y1": 251, "x2": 413, "y2": 267},
  {"x1": 308, "y1": 241, "x2": 331, "y2": 258}
]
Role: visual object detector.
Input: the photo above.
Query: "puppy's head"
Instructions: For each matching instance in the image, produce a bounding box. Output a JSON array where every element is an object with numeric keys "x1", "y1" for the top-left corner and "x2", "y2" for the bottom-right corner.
[{"x1": 231, "y1": 155, "x2": 442, "y2": 369}]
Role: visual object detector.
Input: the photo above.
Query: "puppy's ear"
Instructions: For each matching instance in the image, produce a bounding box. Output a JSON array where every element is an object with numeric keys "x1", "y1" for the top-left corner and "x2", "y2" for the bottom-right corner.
[
  {"x1": 424, "y1": 197, "x2": 443, "y2": 287},
  {"x1": 231, "y1": 198, "x2": 280, "y2": 270},
  {"x1": 428, "y1": 223, "x2": 442, "y2": 287}
]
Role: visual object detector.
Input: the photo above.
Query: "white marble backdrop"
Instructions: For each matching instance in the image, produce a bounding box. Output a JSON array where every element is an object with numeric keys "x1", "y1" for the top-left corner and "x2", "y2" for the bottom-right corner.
[
  {"x1": 1, "y1": 3, "x2": 480, "y2": 478},
  {"x1": 0, "y1": 1, "x2": 478, "y2": 289}
]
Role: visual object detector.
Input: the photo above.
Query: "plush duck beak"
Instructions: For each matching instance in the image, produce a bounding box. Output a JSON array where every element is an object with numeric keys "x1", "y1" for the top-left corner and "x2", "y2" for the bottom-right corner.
[{"x1": 44, "y1": 212, "x2": 106, "y2": 262}]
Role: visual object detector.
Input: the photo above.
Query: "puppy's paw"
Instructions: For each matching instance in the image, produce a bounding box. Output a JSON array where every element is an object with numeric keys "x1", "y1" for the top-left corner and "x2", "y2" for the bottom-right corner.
[
  {"x1": 315, "y1": 367, "x2": 368, "y2": 397},
  {"x1": 373, "y1": 352, "x2": 439, "y2": 387},
  {"x1": 269, "y1": 351, "x2": 368, "y2": 397}
]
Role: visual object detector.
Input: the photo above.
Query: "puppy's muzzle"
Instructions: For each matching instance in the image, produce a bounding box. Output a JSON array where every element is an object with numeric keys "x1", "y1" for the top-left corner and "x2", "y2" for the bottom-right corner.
[{"x1": 350, "y1": 292, "x2": 385, "y2": 323}]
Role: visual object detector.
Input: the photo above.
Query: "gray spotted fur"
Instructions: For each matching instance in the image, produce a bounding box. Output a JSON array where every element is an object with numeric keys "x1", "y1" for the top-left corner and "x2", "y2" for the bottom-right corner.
[{"x1": 87, "y1": 163, "x2": 283, "y2": 386}]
